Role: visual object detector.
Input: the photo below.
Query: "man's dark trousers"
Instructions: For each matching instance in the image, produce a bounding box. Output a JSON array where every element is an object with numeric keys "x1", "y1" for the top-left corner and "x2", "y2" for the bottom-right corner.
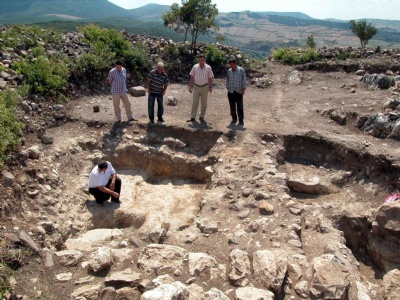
[
  {"x1": 148, "y1": 93, "x2": 164, "y2": 121},
  {"x1": 89, "y1": 177, "x2": 121, "y2": 204},
  {"x1": 228, "y1": 91, "x2": 244, "y2": 122}
]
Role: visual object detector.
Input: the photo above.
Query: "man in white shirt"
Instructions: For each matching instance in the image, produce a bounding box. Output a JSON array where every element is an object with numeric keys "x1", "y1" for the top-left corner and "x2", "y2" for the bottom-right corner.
[
  {"x1": 88, "y1": 161, "x2": 121, "y2": 205},
  {"x1": 188, "y1": 54, "x2": 214, "y2": 123}
]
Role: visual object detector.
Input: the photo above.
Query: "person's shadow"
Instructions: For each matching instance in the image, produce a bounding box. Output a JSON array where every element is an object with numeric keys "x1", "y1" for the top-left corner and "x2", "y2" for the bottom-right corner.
[
  {"x1": 188, "y1": 120, "x2": 213, "y2": 130},
  {"x1": 85, "y1": 198, "x2": 120, "y2": 228},
  {"x1": 226, "y1": 122, "x2": 246, "y2": 131}
]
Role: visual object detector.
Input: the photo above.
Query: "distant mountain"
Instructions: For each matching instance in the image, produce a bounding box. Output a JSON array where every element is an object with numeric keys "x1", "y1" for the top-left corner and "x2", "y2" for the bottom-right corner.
[
  {"x1": 127, "y1": 4, "x2": 170, "y2": 22},
  {"x1": 1, "y1": 1, "x2": 400, "y2": 58},
  {"x1": 0, "y1": 0, "x2": 169, "y2": 23}
]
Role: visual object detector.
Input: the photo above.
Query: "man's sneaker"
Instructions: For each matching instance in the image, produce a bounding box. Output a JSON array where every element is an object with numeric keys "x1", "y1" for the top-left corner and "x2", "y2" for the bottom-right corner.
[
  {"x1": 158, "y1": 117, "x2": 165, "y2": 122},
  {"x1": 199, "y1": 117, "x2": 205, "y2": 123},
  {"x1": 187, "y1": 118, "x2": 195, "y2": 122}
]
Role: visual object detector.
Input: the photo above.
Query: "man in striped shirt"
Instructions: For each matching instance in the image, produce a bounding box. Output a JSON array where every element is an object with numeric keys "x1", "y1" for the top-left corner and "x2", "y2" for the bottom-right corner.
[
  {"x1": 107, "y1": 60, "x2": 137, "y2": 123},
  {"x1": 188, "y1": 54, "x2": 214, "y2": 123},
  {"x1": 226, "y1": 57, "x2": 247, "y2": 126},
  {"x1": 147, "y1": 62, "x2": 170, "y2": 123}
]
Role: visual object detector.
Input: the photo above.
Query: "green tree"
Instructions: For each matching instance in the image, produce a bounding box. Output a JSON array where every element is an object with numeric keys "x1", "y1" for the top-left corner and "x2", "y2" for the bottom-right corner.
[
  {"x1": 349, "y1": 19, "x2": 378, "y2": 48},
  {"x1": 163, "y1": 0, "x2": 219, "y2": 51},
  {"x1": 306, "y1": 34, "x2": 316, "y2": 49}
]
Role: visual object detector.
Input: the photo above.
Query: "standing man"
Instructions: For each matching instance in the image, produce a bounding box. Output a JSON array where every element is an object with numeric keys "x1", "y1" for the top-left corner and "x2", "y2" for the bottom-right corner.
[
  {"x1": 147, "y1": 62, "x2": 170, "y2": 123},
  {"x1": 88, "y1": 161, "x2": 121, "y2": 205},
  {"x1": 226, "y1": 57, "x2": 247, "y2": 126},
  {"x1": 188, "y1": 54, "x2": 214, "y2": 123},
  {"x1": 107, "y1": 60, "x2": 137, "y2": 123}
]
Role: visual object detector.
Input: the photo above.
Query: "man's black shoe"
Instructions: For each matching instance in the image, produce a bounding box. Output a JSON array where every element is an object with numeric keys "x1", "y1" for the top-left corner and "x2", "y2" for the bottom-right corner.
[
  {"x1": 158, "y1": 118, "x2": 165, "y2": 122},
  {"x1": 187, "y1": 118, "x2": 195, "y2": 122},
  {"x1": 111, "y1": 199, "x2": 121, "y2": 203},
  {"x1": 150, "y1": 119, "x2": 155, "y2": 123},
  {"x1": 239, "y1": 121, "x2": 244, "y2": 125},
  {"x1": 231, "y1": 120, "x2": 237, "y2": 124},
  {"x1": 199, "y1": 117, "x2": 205, "y2": 123}
]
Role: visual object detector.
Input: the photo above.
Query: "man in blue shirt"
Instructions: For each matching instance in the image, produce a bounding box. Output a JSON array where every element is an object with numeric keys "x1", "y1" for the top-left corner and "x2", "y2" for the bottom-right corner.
[
  {"x1": 147, "y1": 62, "x2": 169, "y2": 123},
  {"x1": 107, "y1": 60, "x2": 137, "y2": 123},
  {"x1": 226, "y1": 58, "x2": 247, "y2": 126}
]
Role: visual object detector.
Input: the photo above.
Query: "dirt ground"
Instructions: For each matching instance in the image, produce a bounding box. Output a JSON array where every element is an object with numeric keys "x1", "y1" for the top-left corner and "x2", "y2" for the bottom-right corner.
[{"x1": 5, "y1": 62, "x2": 400, "y2": 299}]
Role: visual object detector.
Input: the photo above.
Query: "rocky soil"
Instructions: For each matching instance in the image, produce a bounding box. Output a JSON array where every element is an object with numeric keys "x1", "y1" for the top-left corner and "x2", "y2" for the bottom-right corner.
[{"x1": 2, "y1": 58, "x2": 400, "y2": 300}]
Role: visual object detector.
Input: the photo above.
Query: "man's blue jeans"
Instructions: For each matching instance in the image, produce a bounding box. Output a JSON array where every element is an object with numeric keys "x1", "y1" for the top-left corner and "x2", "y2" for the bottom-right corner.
[{"x1": 148, "y1": 93, "x2": 164, "y2": 121}]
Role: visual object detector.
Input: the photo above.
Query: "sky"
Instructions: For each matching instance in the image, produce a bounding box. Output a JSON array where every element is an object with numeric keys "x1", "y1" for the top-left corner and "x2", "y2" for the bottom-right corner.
[{"x1": 108, "y1": 0, "x2": 400, "y2": 21}]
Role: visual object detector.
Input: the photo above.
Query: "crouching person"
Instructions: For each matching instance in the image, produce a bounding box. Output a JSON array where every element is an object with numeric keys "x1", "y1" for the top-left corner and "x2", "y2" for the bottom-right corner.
[{"x1": 88, "y1": 161, "x2": 121, "y2": 205}]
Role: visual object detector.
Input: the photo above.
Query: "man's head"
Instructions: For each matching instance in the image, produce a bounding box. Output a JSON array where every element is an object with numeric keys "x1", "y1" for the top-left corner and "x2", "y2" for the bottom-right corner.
[
  {"x1": 156, "y1": 62, "x2": 164, "y2": 74},
  {"x1": 197, "y1": 54, "x2": 206, "y2": 66},
  {"x1": 115, "y1": 60, "x2": 123, "y2": 71},
  {"x1": 228, "y1": 57, "x2": 238, "y2": 70},
  {"x1": 97, "y1": 161, "x2": 108, "y2": 173}
]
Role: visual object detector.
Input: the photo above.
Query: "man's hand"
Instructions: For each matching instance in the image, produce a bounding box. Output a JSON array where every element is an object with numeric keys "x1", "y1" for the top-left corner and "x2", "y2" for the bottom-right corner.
[
  {"x1": 189, "y1": 87, "x2": 193, "y2": 93},
  {"x1": 112, "y1": 191, "x2": 120, "y2": 198}
]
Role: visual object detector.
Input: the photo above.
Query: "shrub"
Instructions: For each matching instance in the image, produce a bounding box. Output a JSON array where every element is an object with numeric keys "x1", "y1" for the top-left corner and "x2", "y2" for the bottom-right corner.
[
  {"x1": 336, "y1": 49, "x2": 348, "y2": 60},
  {"x1": 0, "y1": 90, "x2": 24, "y2": 168},
  {"x1": 272, "y1": 47, "x2": 321, "y2": 65},
  {"x1": 206, "y1": 45, "x2": 226, "y2": 67},
  {"x1": 300, "y1": 48, "x2": 321, "y2": 63},
  {"x1": 123, "y1": 43, "x2": 151, "y2": 81},
  {"x1": 73, "y1": 45, "x2": 116, "y2": 83},
  {"x1": 78, "y1": 24, "x2": 151, "y2": 80},
  {"x1": 13, "y1": 56, "x2": 69, "y2": 96}
]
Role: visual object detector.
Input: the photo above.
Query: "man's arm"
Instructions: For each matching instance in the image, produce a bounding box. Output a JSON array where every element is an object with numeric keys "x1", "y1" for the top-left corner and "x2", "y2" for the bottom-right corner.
[
  {"x1": 147, "y1": 78, "x2": 151, "y2": 94},
  {"x1": 162, "y1": 84, "x2": 168, "y2": 96},
  {"x1": 98, "y1": 185, "x2": 119, "y2": 198},
  {"x1": 241, "y1": 68, "x2": 247, "y2": 95},
  {"x1": 189, "y1": 75, "x2": 194, "y2": 93}
]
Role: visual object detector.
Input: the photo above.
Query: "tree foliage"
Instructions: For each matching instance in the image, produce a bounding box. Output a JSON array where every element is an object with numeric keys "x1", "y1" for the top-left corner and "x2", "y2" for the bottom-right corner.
[
  {"x1": 306, "y1": 34, "x2": 316, "y2": 49},
  {"x1": 349, "y1": 20, "x2": 378, "y2": 48},
  {"x1": 162, "y1": 0, "x2": 219, "y2": 51}
]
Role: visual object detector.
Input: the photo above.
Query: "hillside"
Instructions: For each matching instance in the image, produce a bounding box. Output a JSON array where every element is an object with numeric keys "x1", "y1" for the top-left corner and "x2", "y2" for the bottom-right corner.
[{"x1": 1, "y1": 1, "x2": 400, "y2": 57}]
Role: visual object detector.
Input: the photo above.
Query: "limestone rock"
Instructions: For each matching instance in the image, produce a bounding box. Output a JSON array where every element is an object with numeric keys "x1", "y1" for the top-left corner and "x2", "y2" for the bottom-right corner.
[
  {"x1": 104, "y1": 268, "x2": 141, "y2": 287},
  {"x1": 70, "y1": 284, "x2": 101, "y2": 300},
  {"x1": 253, "y1": 249, "x2": 288, "y2": 293},
  {"x1": 235, "y1": 286, "x2": 274, "y2": 300},
  {"x1": 287, "y1": 176, "x2": 335, "y2": 194},
  {"x1": 88, "y1": 247, "x2": 113, "y2": 273},
  {"x1": 54, "y1": 250, "x2": 83, "y2": 267},
  {"x1": 308, "y1": 254, "x2": 350, "y2": 299},
  {"x1": 229, "y1": 249, "x2": 251, "y2": 287},
  {"x1": 167, "y1": 96, "x2": 178, "y2": 106},
  {"x1": 202, "y1": 288, "x2": 230, "y2": 300},
  {"x1": 188, "y1": 252, "x2": 218, "y2": 276},
  {"x1": 382, "y1": 269, "x2": 400, "y2": 300},
  {"x1": 137, "y1": 244, "x2": 187, "y2": 274},
  {"x1": 129, "y1": 86, "x2": 146, "y2": 97}
]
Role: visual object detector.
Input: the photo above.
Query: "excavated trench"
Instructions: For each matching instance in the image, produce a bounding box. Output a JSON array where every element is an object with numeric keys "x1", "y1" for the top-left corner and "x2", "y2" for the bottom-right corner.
[
  {"x1": 277, "y1": 131, "x2": 400, "y2": 275},
  {"x1": 84, "y1": 125, "x2": 222, "y2": 231}
]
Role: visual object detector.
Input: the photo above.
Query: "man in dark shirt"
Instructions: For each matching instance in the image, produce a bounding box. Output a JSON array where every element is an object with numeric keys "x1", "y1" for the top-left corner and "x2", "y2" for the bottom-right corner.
[{"x1": 147, "y1": 62, "x2": 170, "y2": 123}]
